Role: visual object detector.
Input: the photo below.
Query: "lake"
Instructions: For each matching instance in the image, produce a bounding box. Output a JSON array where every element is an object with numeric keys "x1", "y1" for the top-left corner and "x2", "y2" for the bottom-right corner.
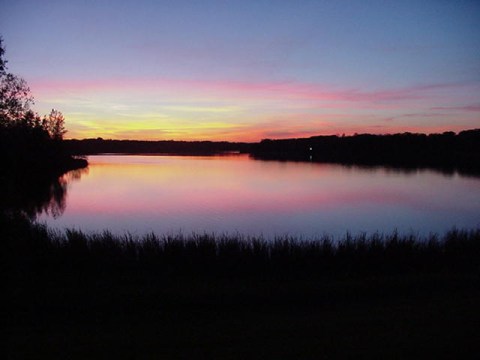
[{"x1": 38, "y1": 154, "x2": 480, "y2": 239}]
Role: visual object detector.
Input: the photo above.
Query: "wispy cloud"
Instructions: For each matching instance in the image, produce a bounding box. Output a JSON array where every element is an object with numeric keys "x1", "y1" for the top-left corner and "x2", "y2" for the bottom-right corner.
[
  {"x1": 30, "y1": 77, "x2": 471, "y2": 105},
  {"x1": 430, "y1": 104, "x2": 480, "y2": 112},
  {"x1": 382, "y1": 112, "x2": 447, "y2": 122}
]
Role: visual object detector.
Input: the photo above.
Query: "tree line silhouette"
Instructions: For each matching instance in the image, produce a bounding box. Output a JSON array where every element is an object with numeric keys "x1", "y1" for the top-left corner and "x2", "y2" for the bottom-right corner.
[
  {"x1": 65, "y1": 138, "x2": 252, "y2": 155},
  {"x1": 251, "y1": 130, "x2": 480, "y2": 175},
  {"x1": 64, "y1": 129, "x2": 480, "y2": 176}
]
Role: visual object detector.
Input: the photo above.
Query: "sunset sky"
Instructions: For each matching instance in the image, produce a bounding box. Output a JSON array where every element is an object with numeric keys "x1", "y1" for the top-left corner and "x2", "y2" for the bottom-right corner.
[{"x1": 1, "y1": 0, "x2": 479, "y2": 141}]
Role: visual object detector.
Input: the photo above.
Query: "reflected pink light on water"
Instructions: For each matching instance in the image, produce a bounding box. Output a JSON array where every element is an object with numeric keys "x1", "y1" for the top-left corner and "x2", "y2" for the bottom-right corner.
[
  {"x1": 40, "y1": 155, "x2": 480, "y2": 238},
  {"x1": 67, "y1": 155, "x2": 392, "y2": 215}
]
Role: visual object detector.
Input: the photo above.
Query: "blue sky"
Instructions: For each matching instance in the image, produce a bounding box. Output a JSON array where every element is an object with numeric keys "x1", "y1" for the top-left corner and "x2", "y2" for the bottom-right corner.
[{"x1": 2, "y1": 0, "x2": 479, "y2": 140}]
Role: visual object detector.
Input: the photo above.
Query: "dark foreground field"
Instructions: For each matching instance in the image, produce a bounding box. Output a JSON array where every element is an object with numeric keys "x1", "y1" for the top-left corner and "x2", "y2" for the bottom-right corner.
[{"x1": 4, "y1": 215, "x2": 480, "y2": 359}]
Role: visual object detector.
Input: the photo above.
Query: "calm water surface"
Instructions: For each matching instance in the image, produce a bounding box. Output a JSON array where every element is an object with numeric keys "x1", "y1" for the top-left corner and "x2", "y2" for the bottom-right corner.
[{"x1": 39, "y1": 155, "x2": 480, "y2": 239}]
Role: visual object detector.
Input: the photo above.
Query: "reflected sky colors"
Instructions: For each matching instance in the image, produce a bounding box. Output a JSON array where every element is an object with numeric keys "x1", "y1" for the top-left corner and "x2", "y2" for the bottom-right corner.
[
  {"x1": 2, "y1": 1, "x2": 479, "y2": 141},
  {"x1": 39, "y1": 155, "x2": 480, "y2": 238}
]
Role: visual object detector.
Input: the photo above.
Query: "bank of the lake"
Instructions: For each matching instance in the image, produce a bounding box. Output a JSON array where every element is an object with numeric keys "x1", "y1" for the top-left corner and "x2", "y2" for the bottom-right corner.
[{"x1": 5, "y1": 215, "x2": 480, "y2": 359}]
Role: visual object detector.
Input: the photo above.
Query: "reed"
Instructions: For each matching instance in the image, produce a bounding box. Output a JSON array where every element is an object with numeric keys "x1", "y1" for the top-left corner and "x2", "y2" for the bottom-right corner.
[
  {"x1": 5, "y1": 213, "x2": 480, "y2": 359},
  {"x1": 4, "y1": 213, "x2": 479, "y2": 280}
]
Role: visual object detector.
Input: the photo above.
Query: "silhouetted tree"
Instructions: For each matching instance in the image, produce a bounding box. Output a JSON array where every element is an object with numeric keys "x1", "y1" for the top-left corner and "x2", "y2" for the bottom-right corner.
[
  {"x1": 44, "y1": 109, "x2": 67, "y2": 140},
  {"x1": 0, "y1": 35, "x2": 87, "y2": 185},
  {"x1": 0, "y1": 37, "x2": 34, "y2": 126}
]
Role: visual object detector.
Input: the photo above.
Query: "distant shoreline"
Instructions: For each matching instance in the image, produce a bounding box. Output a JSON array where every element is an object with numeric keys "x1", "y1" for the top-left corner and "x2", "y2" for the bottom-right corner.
[{"x1": 64, "y1": 129, "x2": 480, "y2": 176}]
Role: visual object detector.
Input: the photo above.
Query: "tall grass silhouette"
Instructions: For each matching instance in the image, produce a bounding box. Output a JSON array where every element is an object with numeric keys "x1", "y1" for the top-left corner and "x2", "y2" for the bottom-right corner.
[
  {"x1": 5, "y1": 214, "x2": 479, "y2": 280},
  {"x1": 5, "y1": 214, "x2": 480, "y2": 359}
]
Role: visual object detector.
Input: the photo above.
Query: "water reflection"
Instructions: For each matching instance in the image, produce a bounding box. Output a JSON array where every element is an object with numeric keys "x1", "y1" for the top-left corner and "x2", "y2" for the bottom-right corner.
[
  {"x1": 255, "y1": 157, "x2": 477, "y2": 179},
  {"x1": 38, "y1": 155, "x2": 480, "y2": 238},
  {"x1": 341, "y1": 163, "x2": 461, "y2": 178},
  {"x1": 0, "y1": 167, "x2": 88, "y2": 219}
]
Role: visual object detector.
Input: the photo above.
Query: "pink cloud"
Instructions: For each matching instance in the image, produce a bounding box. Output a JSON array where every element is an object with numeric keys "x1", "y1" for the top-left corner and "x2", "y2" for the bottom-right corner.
[{"x1": 30, "y1": 76, "x2": 468, "y2": 105}]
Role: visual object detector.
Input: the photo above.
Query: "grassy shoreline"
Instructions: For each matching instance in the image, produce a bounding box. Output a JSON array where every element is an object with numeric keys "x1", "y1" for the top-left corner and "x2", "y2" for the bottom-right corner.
[
  {"x1": 6, "y1": 217, "x2": 480, "y2": 279},
  {"x1": 5, "y1": 216, "x2": 480, "y2": 359}
]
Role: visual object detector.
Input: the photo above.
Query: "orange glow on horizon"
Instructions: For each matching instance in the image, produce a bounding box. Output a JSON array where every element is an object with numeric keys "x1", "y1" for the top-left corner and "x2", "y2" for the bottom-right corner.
[
  {"x1": 65, "y1": 122, "x2": 472, "y2": 142},
  {"x1": 29, "y1": 77, "x2": 480, "y2": 142}
]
